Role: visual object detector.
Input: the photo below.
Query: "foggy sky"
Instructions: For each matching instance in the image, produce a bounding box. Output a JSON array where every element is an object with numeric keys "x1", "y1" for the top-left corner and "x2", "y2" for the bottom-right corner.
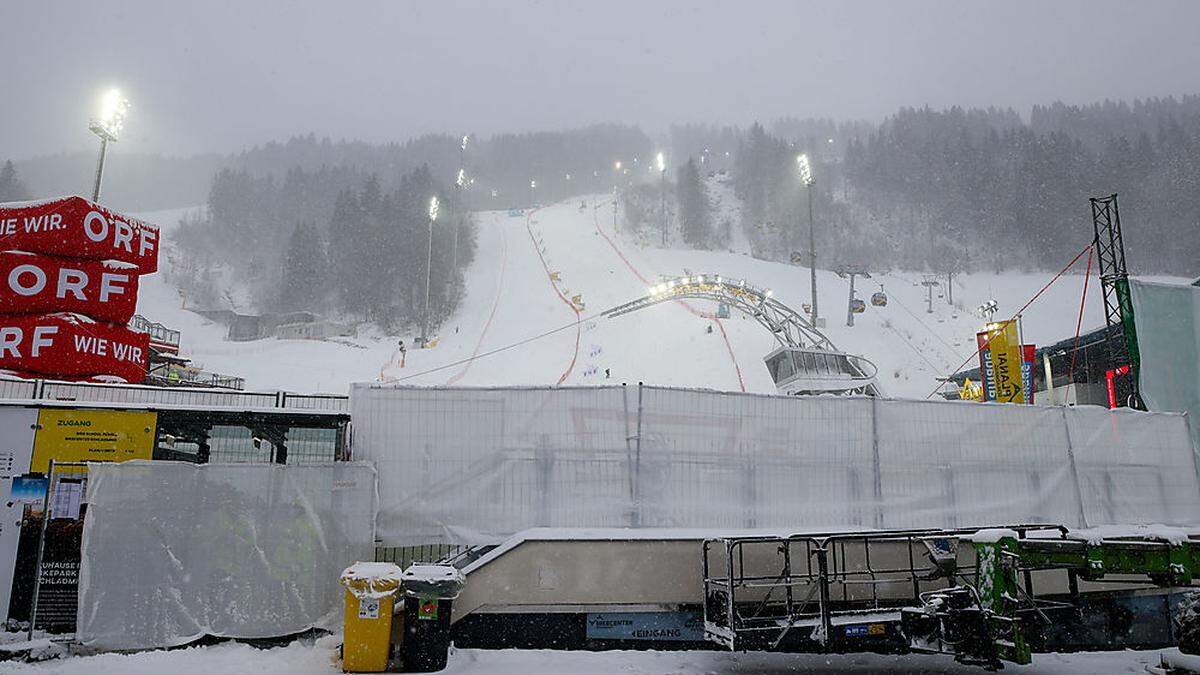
[{"x1": 5, "y1": 0, "x2": 1200, "y2": 160}]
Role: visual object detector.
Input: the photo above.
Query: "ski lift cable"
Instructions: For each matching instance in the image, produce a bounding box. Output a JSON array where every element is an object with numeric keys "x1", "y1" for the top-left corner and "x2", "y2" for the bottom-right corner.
[
  {"x1": 883, "y1": 323, "x2": 952, "y2": 375},
  {"x1": 922, "y1": 243, "x2": 1094, "y2": 400},
  {"x1": 386, "y1": 311, "x2": 608, "y2": 384},
  {"x1": 1067, "y1": 246, "x2": 1095, "y2": 383},
  {"x1": 887, "y1": 290, "x2": 967, "y2": 363}
]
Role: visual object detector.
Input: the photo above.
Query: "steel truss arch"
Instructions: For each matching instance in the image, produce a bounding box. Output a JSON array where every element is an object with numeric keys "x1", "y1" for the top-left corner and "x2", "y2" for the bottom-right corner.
[{"x1": 602, "y1": 274, "x2": 881, "y2": 396}]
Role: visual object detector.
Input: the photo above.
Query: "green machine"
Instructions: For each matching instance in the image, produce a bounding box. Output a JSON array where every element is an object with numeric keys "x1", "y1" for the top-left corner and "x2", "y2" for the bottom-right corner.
[
  {"x1": 702, "y1": 526, "x2": 1200, "y2": 670},
  {"x1": 903, "y1": 528, "x2": 1198, "y2": 668}
]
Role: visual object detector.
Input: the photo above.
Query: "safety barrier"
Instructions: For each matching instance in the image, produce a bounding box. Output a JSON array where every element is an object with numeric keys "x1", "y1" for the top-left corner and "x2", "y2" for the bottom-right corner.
[{"x1": 0, "y1": 376, "x2": 349, "y2": 412}]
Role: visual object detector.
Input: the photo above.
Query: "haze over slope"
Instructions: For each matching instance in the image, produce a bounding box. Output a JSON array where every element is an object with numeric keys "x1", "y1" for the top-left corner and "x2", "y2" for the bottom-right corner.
[{"x1": 134, "y1": 184, "x2": 1152, "y2": 398}]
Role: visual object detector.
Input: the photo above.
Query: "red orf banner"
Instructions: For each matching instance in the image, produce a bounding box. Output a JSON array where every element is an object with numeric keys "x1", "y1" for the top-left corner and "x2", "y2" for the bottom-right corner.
[
  {"x1": 0, "y1": 196, "x2": 159, "y2": 273},
  {"x1": 0, "y1": 252, "x2": 139, "y2": 324},
  {"x1": 0, "y1": 313, "x2": 149, "y2": 383}
]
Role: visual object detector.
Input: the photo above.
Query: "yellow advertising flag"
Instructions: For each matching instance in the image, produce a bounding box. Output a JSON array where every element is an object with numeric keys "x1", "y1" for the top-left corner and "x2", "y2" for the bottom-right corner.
[
  {"x1": 987, "y1": 321, "x2": 1025, "y2": 404},
  {"x1": 31, "y1": 408, "x2": 157, "y2": 473}
]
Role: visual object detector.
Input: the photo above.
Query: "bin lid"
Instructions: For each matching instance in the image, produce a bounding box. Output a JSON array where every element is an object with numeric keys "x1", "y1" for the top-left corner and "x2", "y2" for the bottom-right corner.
[
  {"x1": 402, "y1": 564, "x2": 466, "y2": 599},
  {"x1": 340, "y1": 562, "x2": 404, "y2": 598}
]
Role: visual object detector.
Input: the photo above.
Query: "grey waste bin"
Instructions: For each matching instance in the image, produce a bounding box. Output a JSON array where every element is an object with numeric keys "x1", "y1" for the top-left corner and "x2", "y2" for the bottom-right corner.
[{"x1": 400, "y1": 564, "x2": 465, "y2": 672}]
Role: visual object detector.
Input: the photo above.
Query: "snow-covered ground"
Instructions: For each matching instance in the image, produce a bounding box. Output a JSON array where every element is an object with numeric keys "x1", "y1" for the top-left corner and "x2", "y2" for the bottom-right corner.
[
  {"x1": 2, "y1": 640, "x2": 1180, "y2": 674},
  {"x1": 134, "y1": 197, "x2": 1183, "y2": 398}
]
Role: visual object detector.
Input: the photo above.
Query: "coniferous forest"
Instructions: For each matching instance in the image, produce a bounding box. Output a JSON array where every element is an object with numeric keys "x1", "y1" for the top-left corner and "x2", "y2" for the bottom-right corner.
[{"x1": 6, "y1": 95, "x2": 1200, "y2": 331}]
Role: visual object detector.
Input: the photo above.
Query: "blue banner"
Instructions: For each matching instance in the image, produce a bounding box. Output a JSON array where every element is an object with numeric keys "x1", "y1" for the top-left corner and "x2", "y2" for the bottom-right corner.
[{"x1": 585, "y1": 611, "x2": 703, "y2": 642}]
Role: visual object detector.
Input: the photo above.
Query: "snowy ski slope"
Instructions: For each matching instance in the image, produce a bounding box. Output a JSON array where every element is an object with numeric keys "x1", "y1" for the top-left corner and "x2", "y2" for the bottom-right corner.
[{"x1": 133, "y1": 196, "x2": 1175, "y2": 398}]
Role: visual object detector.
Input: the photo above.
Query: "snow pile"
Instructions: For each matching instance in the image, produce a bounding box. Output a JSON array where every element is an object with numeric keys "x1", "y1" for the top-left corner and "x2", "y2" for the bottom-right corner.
[
  {"x1": 1069, "y1": 524, "x2": 1194, "y2": 546},
  {"x1": 1, "y1": 641, "x2": 1174, "y2": 674},
  {"x1": 339, "y1": 562, "x2": 403, "y2": 599},
  {"x1": 964, "y1": 528, "x2": 1020, "y2": 543}
]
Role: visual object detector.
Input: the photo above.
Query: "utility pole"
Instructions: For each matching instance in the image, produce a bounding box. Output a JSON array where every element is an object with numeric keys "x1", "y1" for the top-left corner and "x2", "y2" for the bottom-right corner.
[
  {"x1": 453, "y1": 135, "x2": 469, "y2": 296},
  {"x1": 612, "y1": 188, "x2": 618, "y2": 232},
  {"x1": 422, "y1": 196, "x2": 440, "y2": 346},
  {"x1": 921, "y1": 278, "x2": 939, "y2": 314},
  {"x1": 91, "y1": 137, "x2": 109, "y2": 202},
  {"x1": 88, "y1": 89, "x2": 129, "y2": 202},
  {"x1": 797, "y1": 154, "x2": 818, "y2": 326},
  {"x1": 946, "y1": 271, "x2": 954, "y2": 305},
  {"x1": 836, "y1": 267, "x2": 871, "y2": 327},
  {"x1": 656, "y1": 152, "x2": 667, "y2": 246}
]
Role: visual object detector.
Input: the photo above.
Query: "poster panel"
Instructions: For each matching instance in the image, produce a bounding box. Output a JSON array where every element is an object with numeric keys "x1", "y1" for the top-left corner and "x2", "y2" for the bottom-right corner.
[
  {"x1": 1022, "y1": 344, "x2": 1037, "y2": 405},
  {"x1": 31, "y1": 409, "x2": 157, "y2": 473},
  {"x1": 978, "y1": 321, "x2": 1025, "y2": 403},
  {"x1": 5, "y1": 408, "x2": 158, "y2": 630},
  {"x1": 0, "y1": 407, "x2": 37, "y2": 622}
]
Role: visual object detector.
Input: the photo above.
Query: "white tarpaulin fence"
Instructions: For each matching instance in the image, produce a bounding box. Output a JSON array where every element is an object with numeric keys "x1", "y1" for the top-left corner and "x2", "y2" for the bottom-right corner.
[
  {"x1": 1131, "y1": 279, "x2": 1200, "y2": 458},
  {"x1": 351, "y1": 384, "x2": 1200, "y2": 546},
  {"x1": 77, "y1": 461, "x2": 377, "y2": 651}
]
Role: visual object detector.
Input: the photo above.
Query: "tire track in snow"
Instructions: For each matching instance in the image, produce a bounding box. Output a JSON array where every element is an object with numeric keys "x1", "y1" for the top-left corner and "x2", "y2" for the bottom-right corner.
[
  {"x1": 590, "y1": 200, "x2": 746, "y2": 392},
  {"x1": 446, "y1": 218, "x2": 510, "y2": 385},
  {"x1": 524, "y1": 209, "x2": 581, "y2": 384}
]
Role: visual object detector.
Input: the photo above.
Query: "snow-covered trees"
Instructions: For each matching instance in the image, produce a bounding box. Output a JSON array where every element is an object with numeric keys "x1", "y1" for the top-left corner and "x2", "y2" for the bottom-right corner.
[
  {"x1": 172, "y1": 165, "x2": 475, "y2": 333},
  {"x1": 0, "y1": 160, "x2": 30, "y2": 201},
  {"x1": 676, "y1": 158, "x2": 712, "y2": 249}
]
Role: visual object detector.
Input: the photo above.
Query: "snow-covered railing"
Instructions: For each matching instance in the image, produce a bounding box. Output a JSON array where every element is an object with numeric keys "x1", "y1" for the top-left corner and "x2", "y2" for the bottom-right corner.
[{"x1": 0, "y1": 377, "x2": 349, "y2": 413}]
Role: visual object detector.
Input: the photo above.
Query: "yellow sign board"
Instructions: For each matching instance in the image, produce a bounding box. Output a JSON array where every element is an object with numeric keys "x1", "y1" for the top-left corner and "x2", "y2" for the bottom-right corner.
[
  {"x1": 985, "y1": 321, "x2": 1025, "y2": 404},
  {"x1": 31, "y1": 409, "x2": 157, "y2": 473}
]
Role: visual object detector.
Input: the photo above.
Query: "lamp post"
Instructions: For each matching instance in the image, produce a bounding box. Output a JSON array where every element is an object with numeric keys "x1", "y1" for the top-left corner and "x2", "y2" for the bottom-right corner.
[
  {"x1": 88, "y1": 89, "x2": 129, "y2": 202},
  {"x1": 797, "y1": 154, "x2": 818, "y2": 326},
  {"x1": 453, "y1": 134, "x2": 469, "y2": 294},
  {"x1": 422, "y1": 195, "x2": 440, "y2": 346},
  {"x1": 656, "y1": 152, "x2": 666, "y2": 246}
]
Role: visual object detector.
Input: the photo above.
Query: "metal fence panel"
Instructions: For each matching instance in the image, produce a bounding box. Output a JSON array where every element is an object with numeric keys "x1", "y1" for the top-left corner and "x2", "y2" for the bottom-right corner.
[{"x1": 351, "y1": 384, "x2": 1200, "y2": 546}]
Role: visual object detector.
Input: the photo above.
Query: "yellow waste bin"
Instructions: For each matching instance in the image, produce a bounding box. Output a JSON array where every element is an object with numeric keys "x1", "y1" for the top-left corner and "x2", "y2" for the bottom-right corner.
[{"x1": 340, "y1": 562, "x2": 404, "y2": 673}]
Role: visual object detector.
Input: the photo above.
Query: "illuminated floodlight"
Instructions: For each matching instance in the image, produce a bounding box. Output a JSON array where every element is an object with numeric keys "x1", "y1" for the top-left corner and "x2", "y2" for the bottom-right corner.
[
  {"x1": 456, "y1": 169, "x2": 466, "y2": 187},
  {"x1": 530, "y1": 179, "x2": 537, "y2": 189},
  {"x1": 461, "y1": 135, "x2": 469, "y2": 150},
  {"x1": 90, "y1": 88, "x2": 129, "y2": 141},
  {"x1": 656, "y1": 152, "x2": 665, "y2": 172},
  {"x1": 797, "y1": 154, "x2": 814, "y2": 186},
  {"x1": 428, "y1": 196, "x2": 440, "y2": 221},
  {"x1": 614, "y1": 161, "x2": 622, "y2": 170}
]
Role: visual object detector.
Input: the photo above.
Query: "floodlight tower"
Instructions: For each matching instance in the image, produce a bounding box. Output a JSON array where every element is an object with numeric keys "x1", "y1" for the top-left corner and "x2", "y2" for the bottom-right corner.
[
  {"x1": 529, "y1": 179, "x2": 537, "y2": 208},
  {"x1": 797, "y1": 154, "x2": 818, "y2": 325},
  {"x1": 656, "y1": 152, "x2": 667, "y2": 245},
  {"x1": 422, "y1": 195, "x2": 440, "y2": 346},
  {"x1": 452, "y1": 134, "x2": 469, "y2": 293},
  {"x1": 88, "y1": 89, "x2": 129, "y2": 202}
]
